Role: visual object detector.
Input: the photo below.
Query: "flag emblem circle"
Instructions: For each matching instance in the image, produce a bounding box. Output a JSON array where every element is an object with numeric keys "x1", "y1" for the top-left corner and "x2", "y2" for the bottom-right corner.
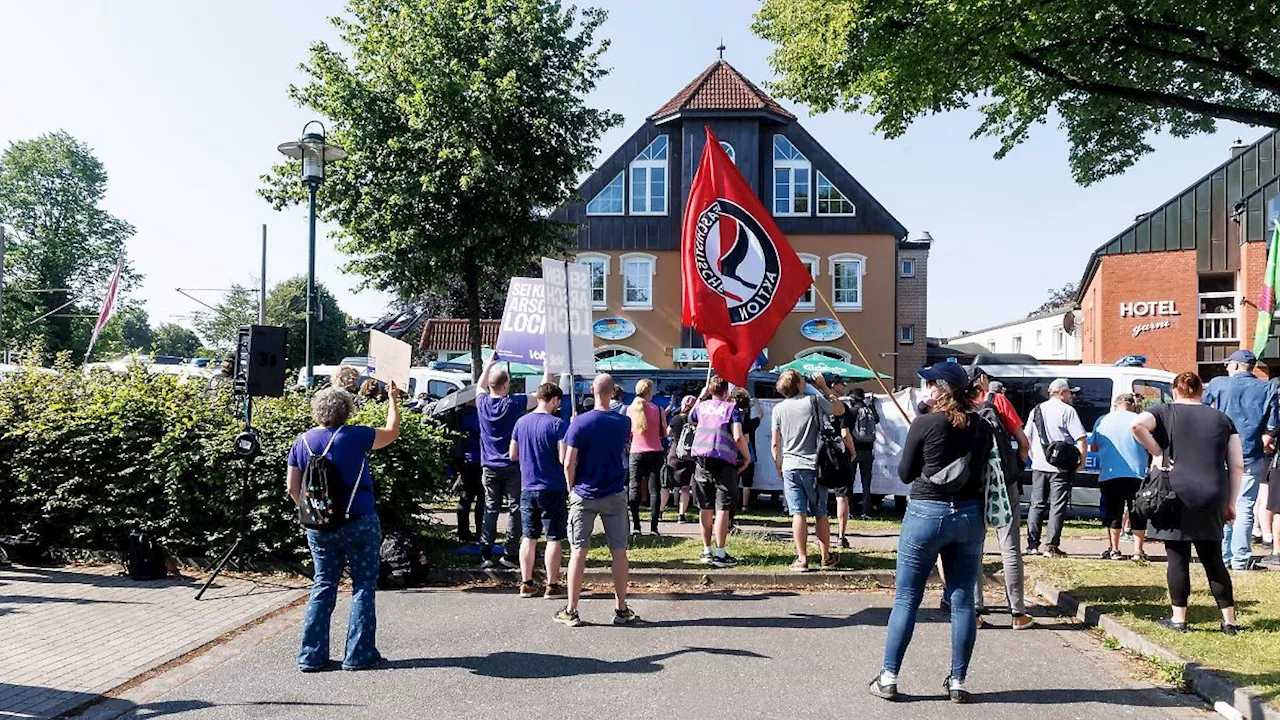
[{"x1": 693, "y1": 200, "x2": 783, "y2": 325}]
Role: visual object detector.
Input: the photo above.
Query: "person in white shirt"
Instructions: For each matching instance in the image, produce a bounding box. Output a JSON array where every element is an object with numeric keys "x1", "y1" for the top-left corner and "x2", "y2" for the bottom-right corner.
[{"x1": 1024, "y1": 378, "x2": 1087, "y2": 558}]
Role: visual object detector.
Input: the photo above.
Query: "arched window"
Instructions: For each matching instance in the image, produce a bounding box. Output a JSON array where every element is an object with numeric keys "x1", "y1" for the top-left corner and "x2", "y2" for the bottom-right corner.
[
  {"x1": 620, "y1": 252, "x2": 656, "y2": 310},
  {"x1": 629, "y1": 136, "x2": 668, "y2": 215},
  {"x1": 719, "y1": 141, "x2": 735, "y2": 164},
  {"x1": 575, "y1": 252, "x2": 610, "y2": 309},
  {"x1": 586, "y1": 171, "x2": 624, "y2": 215},
  {"x1": 595, "y1": 345, "x2": 641, "y2": 360},
  {"x1": 828, "y1": 253, "x2": 867, "y2": 311},
  {"x1": 773, "y1": 135, "x2": 810, "y2": 216},
  {"x1": 796, "y1": 346, "x2": 852, "y2": 362}
]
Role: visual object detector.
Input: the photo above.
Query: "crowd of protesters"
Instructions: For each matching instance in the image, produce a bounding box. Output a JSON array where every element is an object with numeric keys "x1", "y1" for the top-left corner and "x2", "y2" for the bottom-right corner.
[{"x1": 283, "y1": 349, "x2": 1278, "y2": 701}]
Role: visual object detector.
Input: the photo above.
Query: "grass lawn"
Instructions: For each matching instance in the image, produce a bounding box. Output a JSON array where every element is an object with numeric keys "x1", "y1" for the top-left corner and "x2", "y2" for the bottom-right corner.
[
  {"x1": 1032, "y1": 558, "x2": 1280, "y2": 706},
  {"x1": 735, "y1": 508, "x2": 1109, "y2": 540}
]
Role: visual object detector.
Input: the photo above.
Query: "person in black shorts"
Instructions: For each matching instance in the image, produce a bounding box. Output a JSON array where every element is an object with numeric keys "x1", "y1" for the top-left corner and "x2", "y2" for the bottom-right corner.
[
  {"x1": 825, "y1": 377, "x2": 859, "y2": 548},
  {"x1": 730, "y1": 388, "x2": 761, "y2": 516},
  {"x1": 666, "y1": 395, "x2": 697, "y2": 523}
]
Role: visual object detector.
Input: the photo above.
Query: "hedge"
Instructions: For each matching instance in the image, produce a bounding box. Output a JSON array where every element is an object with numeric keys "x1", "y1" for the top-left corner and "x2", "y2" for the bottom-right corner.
[{"x1": 0, "y1": 361, "x2": 451, "y2": 560}]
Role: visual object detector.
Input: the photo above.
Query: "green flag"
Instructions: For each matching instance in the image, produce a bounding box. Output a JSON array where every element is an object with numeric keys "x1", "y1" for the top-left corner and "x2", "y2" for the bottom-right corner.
[{"x1": 1253, "y1": 222, "x2": 1280, "y2": 357}]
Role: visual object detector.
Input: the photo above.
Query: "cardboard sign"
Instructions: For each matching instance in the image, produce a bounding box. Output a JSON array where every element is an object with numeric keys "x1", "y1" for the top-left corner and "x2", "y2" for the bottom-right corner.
[
  {"x1": 367, "y1": 329, "x2": 411, "y2": 391},
  {"x1": 494, "y1": 277, "x2": 546, "y2": 366},
  {"x1": 542, "y1": 258, "x2": 595, "y2": 376}
]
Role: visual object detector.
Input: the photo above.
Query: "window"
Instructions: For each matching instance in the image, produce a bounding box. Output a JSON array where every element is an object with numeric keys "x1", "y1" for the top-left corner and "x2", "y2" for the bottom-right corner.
[
  {"x1": 1198, "y1": 291, "x2": 1239, "y2": 341},
  {"x1": 585, "y1": 171, "x2": 624, "y2": 215},
  {"x1": 1052, "y1": 328, "x2": 1065, "y2": 352},
  {"x1": 795, "y1": 253, "x2": 819, "y2": 311},
  {"x1": 595, "y1": 345, "x2": 642, "y2": 361},
  {"x1": 629, "y1": 135, "x2": 668, "y2": 215},
  {"x1": 900, "y1": 258, "x2": 915, "y2": 277},
  {"x1": 988, "y1": 340, "x2": 997, "y2": 352},
  {"x1": 426, "y1": 380, "x2": 460, "y2": 400},
  {"x1": 1011, "y1": 336, "x2": 1022, "y2": 353},
  {"x1": 575, "y1": 253, "x2": 610, "y2": 310},
  {"x1": 900, "y1": 325, "x2": 915, "y2": 344},
  {"x1": 796, "y1": 346, "x2": 851, "y2": 362},
  {"x1": 620, "y1": 252, "x2": 655, "y2": 309},
  {"x1": 719, "y1": 141, "x2": 735, "y2": 164},
  {"x1": 997, "y1": 377, "x2": 1113, "y2": 432},
  {"x1": 772, "y1": 135, "x2": 810, "y2": 216},
  {"x1": 816, "y1": 170, "x2": 855, "y2": 216},
  {"x1": 1132, "y1": 380, "x2": 1172, "y2": 409},
  {"x1": 829, "y1": 253, "x2": 866, "y2": 310},
  {"x1": 1035, "y1": 329, "x2": 1043, "y2": 347}
]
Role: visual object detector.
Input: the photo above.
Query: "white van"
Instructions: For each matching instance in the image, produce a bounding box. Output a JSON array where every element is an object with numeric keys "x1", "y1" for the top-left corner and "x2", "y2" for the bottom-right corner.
[
  {"x1": 978, "y1": 362, "x2": 1176, "y2": 505},
  {"x1": 297, "y1": 365, "x2": 471, "y2": 399}
]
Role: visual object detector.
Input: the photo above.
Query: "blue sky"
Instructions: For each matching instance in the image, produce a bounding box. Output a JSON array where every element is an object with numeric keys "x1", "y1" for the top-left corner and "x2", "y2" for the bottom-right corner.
[{"x1": 0, "y1": 1, "x2": 1252, "y2": 337}]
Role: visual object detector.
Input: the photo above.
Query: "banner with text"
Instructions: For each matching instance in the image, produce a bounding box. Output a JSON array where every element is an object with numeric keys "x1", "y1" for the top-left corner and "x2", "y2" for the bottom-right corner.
[
  {"x1": 494, "y1": 277, "x2": 547, "y2": 366},
  {"x1": 542, "y1": 258, "x2": 595, "y2": 376}
]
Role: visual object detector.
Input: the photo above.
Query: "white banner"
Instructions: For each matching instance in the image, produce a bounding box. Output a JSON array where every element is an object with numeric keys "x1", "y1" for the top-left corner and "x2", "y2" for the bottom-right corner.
[{"x1": 541, "y1": 258, "x2": 595, "y2": 377}]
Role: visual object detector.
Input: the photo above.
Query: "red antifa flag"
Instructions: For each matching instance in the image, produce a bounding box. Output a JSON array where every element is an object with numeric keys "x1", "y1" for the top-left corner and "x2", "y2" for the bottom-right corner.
[{"x1": 681, "y1": 126, "x2": 812, "y2": 386}]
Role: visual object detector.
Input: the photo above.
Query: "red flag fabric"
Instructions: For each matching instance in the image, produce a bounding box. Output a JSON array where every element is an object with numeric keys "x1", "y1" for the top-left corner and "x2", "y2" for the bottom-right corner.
[
  {"x1": 85, "y1": 250, "x2": 124, "y2": 360},
  {"x1": 681, "y1": 126, "x2": 812, "y2": 386}
]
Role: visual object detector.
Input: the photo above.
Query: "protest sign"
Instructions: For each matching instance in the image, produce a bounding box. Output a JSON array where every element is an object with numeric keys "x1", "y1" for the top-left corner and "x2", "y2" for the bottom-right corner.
[
  {"x1": 494, "y1": 277, "x2": 546, "y2": 366},
  {"x1": 367, "y1": 329, "x2": 411, "y2": 391},
  {"x1": 542, "y1": 258, "x2": 594, "y2": 376}
]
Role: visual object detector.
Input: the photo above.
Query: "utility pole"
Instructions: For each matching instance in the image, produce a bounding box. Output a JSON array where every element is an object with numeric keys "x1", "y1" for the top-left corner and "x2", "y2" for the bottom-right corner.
[{"x1": 259, "y1": 224, "x2": 267, "y2": 325}]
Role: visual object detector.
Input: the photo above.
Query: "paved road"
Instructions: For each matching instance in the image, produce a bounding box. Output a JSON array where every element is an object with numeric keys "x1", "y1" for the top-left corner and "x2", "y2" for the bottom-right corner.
[{"x1": 89, "y1": 588, "x2": 1211, "y2": 720}]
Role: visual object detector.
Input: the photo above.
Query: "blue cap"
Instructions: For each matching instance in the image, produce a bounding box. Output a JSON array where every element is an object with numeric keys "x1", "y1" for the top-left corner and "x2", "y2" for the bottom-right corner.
[
  {"x1": 918, "y1": 362, "x2": 971, "y2": 390},
  {"x1": 1226, "y1": 349, "x2": 1258, "y2": 366}
]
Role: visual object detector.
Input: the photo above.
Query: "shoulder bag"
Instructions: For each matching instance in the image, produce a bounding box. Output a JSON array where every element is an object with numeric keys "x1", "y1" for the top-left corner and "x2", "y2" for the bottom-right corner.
[
  {"x1": 1133, "y1": 406, "x2": 1182, "y2": 527},
  {"x1": 1033, "y1": 405, "x2": 1082, "y2": 471},
  {"x1": 813, "y1": 396, "x2": 850, "y2": 489}
]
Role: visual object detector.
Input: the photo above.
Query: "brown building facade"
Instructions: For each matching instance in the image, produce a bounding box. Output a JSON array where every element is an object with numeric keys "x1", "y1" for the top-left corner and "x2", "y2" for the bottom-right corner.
[
  {"x1": 553, "y1": 59, "x2": 921, "y2": 383},
  {"x1": 1078, "y1": 131, "x2": 1280, "y2": 378}
]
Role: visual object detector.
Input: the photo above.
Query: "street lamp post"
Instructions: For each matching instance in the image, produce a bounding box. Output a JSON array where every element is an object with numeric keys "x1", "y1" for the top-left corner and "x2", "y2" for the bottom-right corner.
[{"x1": 277, "y1": 122, "x2": 346, "y2": 389}]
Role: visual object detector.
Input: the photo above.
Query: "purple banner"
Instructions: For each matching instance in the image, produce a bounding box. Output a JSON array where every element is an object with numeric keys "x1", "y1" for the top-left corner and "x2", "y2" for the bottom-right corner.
[{"x1": 494, "y1": 277, "x2": 546, "y2": 366}]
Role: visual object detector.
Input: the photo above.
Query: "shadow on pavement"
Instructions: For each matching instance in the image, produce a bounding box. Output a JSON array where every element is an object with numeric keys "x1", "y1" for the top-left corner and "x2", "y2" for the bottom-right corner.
[
  {"x1": 639, "y1": 606, "x2": 908, "y2": 629},
  {"x1": 383, "y1": 646, "x2": 767, "y2": 678},
  {"x1": 978, "y1": 686, "x2": 1187, "y2": 707}
]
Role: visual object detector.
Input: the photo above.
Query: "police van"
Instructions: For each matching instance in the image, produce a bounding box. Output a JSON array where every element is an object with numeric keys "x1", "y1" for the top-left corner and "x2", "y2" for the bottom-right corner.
[{"x1": 975, "y1": 359, "x2": 1176, "y2": 505}]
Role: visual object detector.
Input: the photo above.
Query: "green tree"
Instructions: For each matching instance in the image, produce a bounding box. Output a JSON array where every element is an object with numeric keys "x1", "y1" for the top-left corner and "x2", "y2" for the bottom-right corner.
[
  {"x1": 151, "y1": 323, "x2": 202, "y2": 357},
  {"x1": 0, "y1": 131, "x2": 136, "y2": 357},
  {"x1": 260, "y1": 0, "x2": 621, "y2": 377},
  {"x1": 753, "y1": 1, "x2": 1280, "y2": 185},
  {"x1": 1030, "y1": 282, "x2": 1080, "y2": 316},
  {"x1": 117, "y1": 306, "x2": 154, "y2": 351},
  {"x1": 193, "y1": 276, "x2": 353, "y2": 367}
]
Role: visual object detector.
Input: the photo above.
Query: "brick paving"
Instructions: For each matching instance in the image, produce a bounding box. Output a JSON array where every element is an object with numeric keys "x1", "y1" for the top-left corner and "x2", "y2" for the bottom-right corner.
[{"x1": 0, "y1": 564, "x2": 308, "y2": 719}]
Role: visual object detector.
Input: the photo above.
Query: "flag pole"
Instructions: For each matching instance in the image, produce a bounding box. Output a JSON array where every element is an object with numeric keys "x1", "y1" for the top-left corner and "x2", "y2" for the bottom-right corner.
[{"x1": 812, "y1": 285, "x2": 910, "y2": 422}]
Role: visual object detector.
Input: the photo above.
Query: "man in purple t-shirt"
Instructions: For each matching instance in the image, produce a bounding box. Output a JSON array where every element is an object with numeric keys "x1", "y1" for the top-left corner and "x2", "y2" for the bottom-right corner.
[
  {"x1": 476, "y1": 354, "x2": 550, "y2": 569},
  {"x1": 691, "y1": 375, "x2": 750, "y2": 568},
  {"x1": 509, "y1": 382, "x2": 568, "y2": 600}
]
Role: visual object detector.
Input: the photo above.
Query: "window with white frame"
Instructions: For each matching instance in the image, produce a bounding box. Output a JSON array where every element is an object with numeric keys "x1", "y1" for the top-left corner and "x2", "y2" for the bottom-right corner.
[
  {"x1": 1052, "y1": 328, "x2": 1065, "y2": 352},
  {"x1": 719, "y1": 141, "x2": 735, "y2": 164},
  {"x1": 900, "y1": 258, "x2": 915, "y2": 277},
  {"x1": 1012, "y1": 335, "x2": 1022, "y2": 353},
  {"x1": 629, "y1": 136, "x2": 668, "y2": 215},
  {"x1": 829, "y1": 253, "x2": 866, "y2": 310},
  {"x1": 815, "y1": 170, "x2": 855, "y2": 215},
  {"x1": 576, "y1": 252, "x2": 610, "y2": 309},
  {"x1": 772, "y1": 135, "x2": 810, "y2": 216},
  {"x1": 797, "y1": 346, "x2": 851, "y2": 362},
  {"x1": 585, "y1": 171, "x2": 624, "y2": 215},
  {"x1": 988, "y1": 340, "x2": 997, "y2": 352},
  {"x1": 795, "y1": 253, "x2": 819, "y2": 311},
  {"x1": 900, "y1": 325, "x2": 915, "y2": 344},
  {"x1": 1035, "y1": 329, "x2": 1043, "y2": 346},
  {"x1": 620, "y1": 252, "x2": 655, "y2": 309}
]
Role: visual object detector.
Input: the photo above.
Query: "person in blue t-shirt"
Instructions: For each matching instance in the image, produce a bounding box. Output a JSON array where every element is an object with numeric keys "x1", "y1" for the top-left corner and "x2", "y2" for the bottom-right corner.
[
  {"x1": 476, "y1": 354, "x2": 551, "y2": 569},
  {"x1": 509, "y1": 382, "x2": 568, "y2": 600},
  {"x1": 555, "y1": 374, "x2": 638, "y2": 628},
  {"x1": 1089, "y1": 394, "x2": 1150, "y2": 560}
]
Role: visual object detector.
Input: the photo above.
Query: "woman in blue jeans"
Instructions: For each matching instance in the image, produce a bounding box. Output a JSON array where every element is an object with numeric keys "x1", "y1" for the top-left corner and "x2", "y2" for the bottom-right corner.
[
  {"x1": 287, "y1": 383, "x2": 402, "y2": 672},
  {"x1": 870, "y1": 362, "x2": 992, "y2": 704}
]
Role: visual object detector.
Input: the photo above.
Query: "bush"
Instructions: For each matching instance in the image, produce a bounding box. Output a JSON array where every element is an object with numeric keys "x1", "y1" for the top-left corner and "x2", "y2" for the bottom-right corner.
[{"x1": 0, "y1": 361, "x2": 450, "y2": 560}]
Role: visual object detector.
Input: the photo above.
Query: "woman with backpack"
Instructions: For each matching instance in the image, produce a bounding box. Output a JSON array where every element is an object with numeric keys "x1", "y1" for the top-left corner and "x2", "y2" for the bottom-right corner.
[
  {"x1": 870, "y1": 362, "x2": 992, "y2": 704},
  {"x1": 627, "y1": 379, "x2": 668, "y2": 535},
  {"x1": 1130, "y1": 372, "x2": 1243, "y2": 635},
  {"x1": 287, "y1": 383, "x2": 402, "y2": 672},
  {"x1": 666, "y1": 395, "x2": 698, "y2": 523}
]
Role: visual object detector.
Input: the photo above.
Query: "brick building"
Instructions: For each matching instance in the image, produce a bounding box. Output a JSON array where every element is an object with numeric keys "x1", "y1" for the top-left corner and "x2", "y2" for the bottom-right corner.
[
  {"x1": 551, "y1": 58, "x2": 923, "y2": 383},
  {"x1": 1077, "y1": 131, "x2": 1280, "y2": 378}
]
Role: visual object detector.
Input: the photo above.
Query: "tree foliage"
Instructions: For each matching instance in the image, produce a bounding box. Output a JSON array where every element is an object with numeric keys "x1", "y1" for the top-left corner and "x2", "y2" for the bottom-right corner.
[
  {"x1": 753, "y1": 0, "x2": 1280, "y2": 185},
  {"x1": 1031, "y1": 282, "x2": 1079, "y2": 316},
  {"x1": 0, "y1": 131, "x2": 136, "y2": 356},
  {"x1": 259, "y1": 0, "x2": 621, "y2": 375},
  {"x1": 151, "y1": 323, "x2": 202, "y2": 357},
  {"x1": 192, "y1": 276, "x2": 353, "y2": 366}
]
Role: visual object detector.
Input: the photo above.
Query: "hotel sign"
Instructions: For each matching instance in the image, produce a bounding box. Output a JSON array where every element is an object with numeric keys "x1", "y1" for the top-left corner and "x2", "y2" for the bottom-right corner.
[{"x1": 1120, "y1": 300, "x2": 1180, "y2": 337}]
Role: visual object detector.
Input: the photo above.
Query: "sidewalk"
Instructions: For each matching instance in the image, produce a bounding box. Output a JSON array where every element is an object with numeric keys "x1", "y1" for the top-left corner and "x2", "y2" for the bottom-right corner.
[{"x1": 0, "y1": 564, "x2": 308, "y2": 719}]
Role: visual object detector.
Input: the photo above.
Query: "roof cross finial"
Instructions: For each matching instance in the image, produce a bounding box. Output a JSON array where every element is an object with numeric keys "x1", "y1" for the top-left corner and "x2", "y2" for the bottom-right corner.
[{"x1": 717, "y1": 40, "x2": 726, "y2": 60}]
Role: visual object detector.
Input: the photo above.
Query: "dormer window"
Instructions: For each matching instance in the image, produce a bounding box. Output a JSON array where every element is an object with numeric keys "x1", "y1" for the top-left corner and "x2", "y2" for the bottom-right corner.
[
  {"x1": 629, "y1": 135, "x2": 668, "y2": 215},
  {"x1": 772, "y1": 135, "x2": 810, "y2": 216}
]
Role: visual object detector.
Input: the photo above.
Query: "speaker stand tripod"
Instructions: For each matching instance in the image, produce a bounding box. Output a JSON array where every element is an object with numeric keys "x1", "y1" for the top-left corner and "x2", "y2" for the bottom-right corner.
[{"x1": 195, "y1": 396, "x2": 258, "y2": 600}]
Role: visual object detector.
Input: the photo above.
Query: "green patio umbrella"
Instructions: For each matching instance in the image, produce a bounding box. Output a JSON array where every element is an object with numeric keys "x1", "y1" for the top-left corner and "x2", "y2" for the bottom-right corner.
[
  {"x1": 439, "y1": 348, "x2": 543, "y2": 377},
  {"x1": 773, "y1": 353, "x2": 889, "y2": 381},
  {"x1": 595, "y1": 353, "x2": 658, "y2": 371}
]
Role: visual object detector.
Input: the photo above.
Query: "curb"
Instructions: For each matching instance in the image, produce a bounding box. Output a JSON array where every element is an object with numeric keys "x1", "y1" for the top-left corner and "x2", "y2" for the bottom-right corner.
[
  {"x1": 430, "y1": 566, "x2": 928, "y2": 589},
  {"x1": 1034, "y1": 580, "x2": 1278, "y2": 720}
]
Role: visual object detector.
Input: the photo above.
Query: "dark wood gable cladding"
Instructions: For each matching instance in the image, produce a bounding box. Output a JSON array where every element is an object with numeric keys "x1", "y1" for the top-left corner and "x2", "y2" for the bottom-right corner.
[
  {"x1": 554, "y1": 115, "x2": 907, "y2": 251},
  {"x1": 1078, "y1": 130, "x2": 1280, "y2": 295}
]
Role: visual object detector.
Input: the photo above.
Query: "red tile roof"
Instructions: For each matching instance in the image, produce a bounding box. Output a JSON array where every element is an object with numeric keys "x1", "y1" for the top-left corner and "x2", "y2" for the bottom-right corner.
[
  {"x1": 418, "y1": 318, "x2": 501, "y2": 351},
  {"x1": 649, "y1": 60, "x2": 796, "y2": 121}
]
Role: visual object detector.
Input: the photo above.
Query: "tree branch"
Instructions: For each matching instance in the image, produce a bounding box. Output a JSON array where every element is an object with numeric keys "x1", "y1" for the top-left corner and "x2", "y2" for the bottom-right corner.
[
  {"x1": 1010, "y1": 50, "x2": 1280, "y2": 128},
  {"x1": 1107, "y1": 35, "x2": 1280, "y2": 95}
]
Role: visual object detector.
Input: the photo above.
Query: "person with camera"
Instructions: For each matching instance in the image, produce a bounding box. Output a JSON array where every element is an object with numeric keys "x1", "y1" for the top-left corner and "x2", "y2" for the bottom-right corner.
[
  {"x1": 287, "y1": 382, "x2": 402, "y2": 672},
  {"x1": 1024, "y1": 378, "x2": 1087, "y2": 558},
  {"x1": 1131, "y1": 372, "x2": 1242, "y2": 634},
  {"x1": 771, "y1": 369, "x2": 845, "y2": 571}
]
